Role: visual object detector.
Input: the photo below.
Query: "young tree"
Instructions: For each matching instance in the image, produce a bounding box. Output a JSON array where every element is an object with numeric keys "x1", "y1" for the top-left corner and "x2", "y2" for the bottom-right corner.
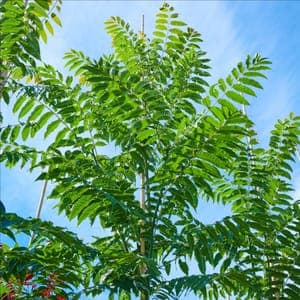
[{"x1": 1, "y1": 2, "x2": 299, "y2": 299}]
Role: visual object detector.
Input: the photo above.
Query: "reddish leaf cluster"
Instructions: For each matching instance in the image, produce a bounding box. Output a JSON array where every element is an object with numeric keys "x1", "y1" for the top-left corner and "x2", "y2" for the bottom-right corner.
[
  {"x1": 39, "y1": 273, "x2": 66, "y2": 299},
  {"x1": 4, "y1": 291, "x2": 15, "y2": 300},
  {"x1": 2, "y1": 272, "x2": 66, "y2": 300}
]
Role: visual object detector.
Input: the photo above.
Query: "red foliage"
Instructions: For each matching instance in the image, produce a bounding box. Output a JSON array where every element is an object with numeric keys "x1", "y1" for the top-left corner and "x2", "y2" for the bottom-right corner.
[
  {"x1": 2, "y1": 272, "x2": 66, "y2": 299},
  {"x1": 2, "y1": 281, "x2": 16, "y2": 300},
  {"x1": 5, "y1": 291, "x2": 16, "y2": 300},
  {"x1": 23, "y1": 273, "x2": 34, "y2": 285},
  {"x1": 25, "y1": 273, "x2": 34, "y2": 281},
  {"x1": 41, "y1": 289, "x2": 51, "y2": 297}
]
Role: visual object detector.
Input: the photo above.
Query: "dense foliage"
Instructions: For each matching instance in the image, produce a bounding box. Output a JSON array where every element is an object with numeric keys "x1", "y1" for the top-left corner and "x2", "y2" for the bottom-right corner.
[{"x1": 1, "y1": 1, "x2": 299, "y2": 299}]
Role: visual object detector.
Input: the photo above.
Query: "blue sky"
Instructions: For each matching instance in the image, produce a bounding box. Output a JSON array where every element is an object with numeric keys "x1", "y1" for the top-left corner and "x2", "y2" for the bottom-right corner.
[{"x1": 1, "y1": 1, "x2": 300, "y2": 299}]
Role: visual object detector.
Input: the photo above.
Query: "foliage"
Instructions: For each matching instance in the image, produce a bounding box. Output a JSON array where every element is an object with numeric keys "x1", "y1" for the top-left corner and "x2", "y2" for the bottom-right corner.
[
  {"x1": 0, "y1": 213, "x2": 95, "y2": 299},
  {"x1": 1, "y1": 0, "x2": 63, "y2": 165},
  {"x1": 1, "y1": 0, "x2": 62, "y2": 93},
  {"x1": 1, "y1": 1, "x2": 300, "y2": 299},
  {"x1": 0, "y1": 1, "x2": 89, "y2": 299}
]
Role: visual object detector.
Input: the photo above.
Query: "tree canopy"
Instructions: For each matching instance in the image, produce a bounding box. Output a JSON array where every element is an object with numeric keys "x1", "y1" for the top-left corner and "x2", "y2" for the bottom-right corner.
[{"x1": 1, "y1": 1, "x2": 299, "y2": 299}]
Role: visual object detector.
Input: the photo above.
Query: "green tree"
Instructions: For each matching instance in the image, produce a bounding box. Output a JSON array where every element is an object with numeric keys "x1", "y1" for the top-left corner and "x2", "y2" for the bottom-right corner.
[
  {"x1": 1, "y1": 1, "x2": 92, "y2": 299},
  {"x1": 1, "y1": 2, "x2": 299, "y2": 299}
]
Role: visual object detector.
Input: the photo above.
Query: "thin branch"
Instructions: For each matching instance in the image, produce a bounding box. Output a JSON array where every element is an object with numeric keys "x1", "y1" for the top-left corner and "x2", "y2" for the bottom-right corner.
[
  {"x1": 28, "y1": 179, "x2": 48, "y2": 246},
  {"x1": 139, "y1": 14, "x2": 150, "y2": 300},
  {"x1": 140, "y1": 172, "x2": 146, "y2": 256}
]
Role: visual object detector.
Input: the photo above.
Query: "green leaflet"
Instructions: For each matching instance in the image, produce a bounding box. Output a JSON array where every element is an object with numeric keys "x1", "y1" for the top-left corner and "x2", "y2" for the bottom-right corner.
[
  {"x1": 12, "y1": 95, "x2": 27, "y2": 113},
  {"x1": 68, "y1": 195, "x2": 92, "y2": 221},
  {"x1": 1, "y1": 126, "x2": 11, "y2": 141},
  {"x1": 178, "y1": 259, "x2": 189, "y2": 275},
  {"x1": 37, "y1": 111, "x2": 53, "y2": 128},
  {"x1": 51, "y1": 13, "x2": 62, "y2": 27},
  {"x1": 45, "y1": 20, "x2": 54, "y2": 35},
  {"x1": 29, "y1": 2, "x2": 48, "y2": 17},
  {"x1": 21, "y1": 124, "x2": 30, "y2": 141},
  {"x1": 18, "y1": 99, "x2": 35, "y2": 119},
  {"x1": 9, "y1": 125, "x2": 20, "y2": 142},
  {"x1": 137, "y1": 128, "x2": 156, "y2": 142},
  {"x1": 153, "y1": 31, "x2": 166, "y2": 38},
  {"x1": 244, "y1": 71, "x2": 267, "y2": 79},
  {"x1": 170, "y1": 20, "x2": 186, "y2": 27},
  {"x1": 40, "y1": 29, "x2": 47, "y2": 43},
  {"x1": 44, "y1": 119, "x2": 61, "y2": 138},
  {"x1": 78, "y1": 202, "x2": 101, "y2": 225},
  {"x1": 54, "y1": 127, "x2": 69, "y2": 144},
  {"x1": 233, "y1": 83, "x2": 256, "y2": 97},
  {"x1": 28, "y1": 104, "x2": 44, "y2": 121},
  {"x1": 239, "y1": 77, "x2": 263, "y2": 89},
  {"x1": 226, "y1": 91, "x2": 249, "y2": 105}
]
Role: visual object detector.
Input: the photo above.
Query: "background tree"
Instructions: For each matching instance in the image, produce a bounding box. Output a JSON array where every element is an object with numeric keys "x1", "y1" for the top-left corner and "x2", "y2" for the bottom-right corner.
[
  {"x1": 1, "y1": 1, "x2": 299, "y2": 299},
  {"x1": 1, "y1": 1, "x2": 94, "y2": 299}
]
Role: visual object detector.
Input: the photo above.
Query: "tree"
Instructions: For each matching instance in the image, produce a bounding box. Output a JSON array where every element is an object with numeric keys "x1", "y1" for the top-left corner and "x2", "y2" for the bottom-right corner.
[
  {"x1": 1, "y1": 1, "x2": 92, "y2": 299},
  {"x1": 1, "y1": 2, "x2": 299, "y2": 299}
]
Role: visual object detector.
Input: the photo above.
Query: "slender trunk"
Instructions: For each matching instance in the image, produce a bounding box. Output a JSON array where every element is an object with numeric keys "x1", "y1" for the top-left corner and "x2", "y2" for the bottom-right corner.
[
  {"x1": 242, "y1": 104, "x2": 280, "y2": 298},
  {"x1": 140, "y1": 172, "x2": 146, "y2": 257},
  {"x1": 28, "y1": 180, "x2": 48, "y2": 246},
  {"x1": 139, "y1": 13, "x2": 149, "y2": 300},
  {"x1": 140, "y1": 172, "x2": 148, "y2": 300}
]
